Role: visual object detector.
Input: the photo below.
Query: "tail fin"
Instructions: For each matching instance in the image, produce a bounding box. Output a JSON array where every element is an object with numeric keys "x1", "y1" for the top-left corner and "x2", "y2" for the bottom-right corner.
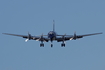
[{"x1": 53, "y1": 20, "x2": 55, "y2": 31}]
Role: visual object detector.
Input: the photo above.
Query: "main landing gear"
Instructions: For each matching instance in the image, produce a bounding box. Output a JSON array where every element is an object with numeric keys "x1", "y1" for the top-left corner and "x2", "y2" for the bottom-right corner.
[
  {"x1": 61, "y1": 43, "x2": 65, "y2": 47},
  {"x1": 40, "y1": 43, "x2": 44, "y2": 47},
  {"x1": 61, "y1": 40, "x2": 65, "y2": 47}
]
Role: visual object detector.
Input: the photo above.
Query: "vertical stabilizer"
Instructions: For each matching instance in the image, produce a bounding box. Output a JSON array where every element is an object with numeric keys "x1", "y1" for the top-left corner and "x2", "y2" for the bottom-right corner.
[{"x1": 53, "y1": 20, "x2": 55, "y2": 31}]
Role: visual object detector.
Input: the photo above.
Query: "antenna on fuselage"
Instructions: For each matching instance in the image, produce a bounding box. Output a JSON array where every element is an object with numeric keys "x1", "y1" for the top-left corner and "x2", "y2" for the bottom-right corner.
[{"x1": 53, "y1": 20, "x2": 55, "y2": 32}]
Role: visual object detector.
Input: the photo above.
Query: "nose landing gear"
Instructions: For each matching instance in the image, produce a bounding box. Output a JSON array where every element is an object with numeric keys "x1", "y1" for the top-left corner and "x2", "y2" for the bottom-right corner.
[{"x1": 51, "y1": 44, "x2": 53, "y2": 47}]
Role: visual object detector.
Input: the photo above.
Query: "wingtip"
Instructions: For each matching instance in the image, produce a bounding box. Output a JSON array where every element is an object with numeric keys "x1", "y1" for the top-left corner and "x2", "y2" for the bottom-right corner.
[
  {"x1": 99, "y1": 32, "x2": 103, "y2": 34},
  {"x1": 2, "y1": 33, "x2": 9, "y2": 34},
  {"x1": 2, "y1": 33, "x2": 10, "y2": 35},
  {"x1": 2, "y1": 33, "x2": 6, "y2": 34}
]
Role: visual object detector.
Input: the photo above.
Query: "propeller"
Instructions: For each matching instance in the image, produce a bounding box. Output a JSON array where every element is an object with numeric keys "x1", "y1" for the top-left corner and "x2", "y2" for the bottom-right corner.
[
  {"x1": 73, "y1": 31, "x2": 77, "y2": 40},
  {"x1": 62, "y1": 33, "x2": 66, "y2": 43},
  {"x1": 25, "y1": 32, "x2": 32, "y2": 42},
  {"x1": 39, "y1": 33, "x2": 44, "y2": 42},
  {"x1": 70, "y1": 31, "x2": 77, "y2": 40},
  {"x1": 62, "y1": 33, "x2": 66, "y2": 38},
  {"x1": 40, "y1": 33, "x2": 43, "y2": 39},
  {"x1": 35, "y1": 33, "x2": 45, "y2": 42}
]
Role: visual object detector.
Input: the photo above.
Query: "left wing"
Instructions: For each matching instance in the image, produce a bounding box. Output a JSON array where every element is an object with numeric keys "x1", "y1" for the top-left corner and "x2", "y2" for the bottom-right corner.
[
  {"x1": 74, "y1": 32, "x2": 103, "y2": 39},
  {"x1": 56, "y1": 32, "x2": 102, "y2": 42}
]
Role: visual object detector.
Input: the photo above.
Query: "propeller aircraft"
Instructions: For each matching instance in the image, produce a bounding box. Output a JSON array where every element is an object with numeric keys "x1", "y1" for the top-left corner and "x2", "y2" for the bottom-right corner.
[{"x1": 3, "y1": 20, "x2": 102, "y2": 47}]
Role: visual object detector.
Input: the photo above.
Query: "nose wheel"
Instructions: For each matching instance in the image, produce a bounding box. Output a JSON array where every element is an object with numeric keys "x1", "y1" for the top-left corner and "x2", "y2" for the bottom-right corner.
[
  {"x1": 61, "y1": 43, "x2": 65, "y2": 47},
  {"x1": 51, "y1": 44, "x2": 53, "y2": 47}
]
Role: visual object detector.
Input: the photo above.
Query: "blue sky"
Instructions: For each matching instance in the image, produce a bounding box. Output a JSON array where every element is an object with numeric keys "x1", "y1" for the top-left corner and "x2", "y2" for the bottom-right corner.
[{"x1": 0, "y1": 0, "x2": 105, "y2": 70}]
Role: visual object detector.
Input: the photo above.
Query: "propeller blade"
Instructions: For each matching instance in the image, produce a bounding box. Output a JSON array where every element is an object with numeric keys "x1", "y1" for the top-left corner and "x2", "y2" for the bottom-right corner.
[
  {"x1": 73, "y1": 31, "x2": 77, "y2": 40},
  {"x1": 28, "y1": 32, "x2": 29, "y2": 35},
  {"x1": 74, "y1": 31, "x2": 76, "y2": 36},
  {"x1": 25, "y1": 39, "x2": 29, "y2": 42},
  {"x1": 70, "y1": 38, "x2": 73, "y2": 40},
  {"x1": 27, "y1": 32, "x2": 31, "y2": 40}
]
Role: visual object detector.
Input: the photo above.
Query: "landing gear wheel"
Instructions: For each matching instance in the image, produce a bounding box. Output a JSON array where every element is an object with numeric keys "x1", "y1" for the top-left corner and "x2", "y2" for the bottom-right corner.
[
  {"x1": 40, "y1": 43, "x2": 44, "y2": 47},
  {"x1": 63, "y1": 44, "x2": 65, "y2": 47},
  {"x1": 61, "y1": 43, "x2": 65, "y2": 47},
  {"x1": 51, "y1": 44, "x2": 53, "y2": 47}
]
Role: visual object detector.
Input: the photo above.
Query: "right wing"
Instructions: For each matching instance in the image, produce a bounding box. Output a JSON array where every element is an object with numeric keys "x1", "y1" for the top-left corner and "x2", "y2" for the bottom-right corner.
[
  {"x1": 3, "y1": 33, "x2": 49, "y2": 42},
  {"x1": 3, "y1": 33, "x2": 33, "y2": 38}
]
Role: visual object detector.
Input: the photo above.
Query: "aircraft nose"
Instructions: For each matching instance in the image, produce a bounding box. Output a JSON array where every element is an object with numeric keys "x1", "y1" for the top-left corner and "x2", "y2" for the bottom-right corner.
[{"x1": 48, "y1": 34, "x2": 54, "y2": 38}]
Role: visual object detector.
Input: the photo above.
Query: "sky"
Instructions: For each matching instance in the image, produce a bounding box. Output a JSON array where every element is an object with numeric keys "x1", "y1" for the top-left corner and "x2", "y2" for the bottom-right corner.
[{"x1": 0, "y1": 0, "x2": 105, "y2": 70}]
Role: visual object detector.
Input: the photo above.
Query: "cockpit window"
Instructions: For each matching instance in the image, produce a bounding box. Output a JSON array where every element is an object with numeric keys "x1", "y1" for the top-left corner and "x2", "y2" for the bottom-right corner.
[{"x1": 49, "y1": 31, "x2": 53, "y2": 34}]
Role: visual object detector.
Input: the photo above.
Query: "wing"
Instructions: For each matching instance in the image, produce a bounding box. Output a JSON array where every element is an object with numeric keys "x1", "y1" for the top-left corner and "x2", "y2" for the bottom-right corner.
[
  {"x1": 56, "y1": 32, "x2": 102, "y2": 42},
  {"x1": 3, "y1": 33, "x2": 49, "y2": 42},
  {"x1": 3, "y1": 33, "x2": 30, "y2": 38},
  {"x1": 76, "y1": 32, "x2": 103, "y2": 38},
  {"x1": 56, "y1": 36, "x2": 73, "y2": 42},
  {"x1": 57, "y1": 35, "x2": 72, "y2": 36}
]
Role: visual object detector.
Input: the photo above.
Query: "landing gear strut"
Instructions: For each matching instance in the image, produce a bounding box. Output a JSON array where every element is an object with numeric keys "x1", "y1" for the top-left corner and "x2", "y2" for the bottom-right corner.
[
  {"x1": 50, "y1": 40, "x2": 53, "y2": 47},
  {"x1": 40, "y1": 41, "x2": 44, "y2": 47},
  {"x1": 61, "y1": 40, "x2": 65, "y2": 47}
]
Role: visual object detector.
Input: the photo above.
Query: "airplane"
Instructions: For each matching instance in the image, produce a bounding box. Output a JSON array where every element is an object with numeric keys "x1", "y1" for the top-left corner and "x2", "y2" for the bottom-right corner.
[{"x1": 3, "y1": 20, "x2": 102, "y2": 47}]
